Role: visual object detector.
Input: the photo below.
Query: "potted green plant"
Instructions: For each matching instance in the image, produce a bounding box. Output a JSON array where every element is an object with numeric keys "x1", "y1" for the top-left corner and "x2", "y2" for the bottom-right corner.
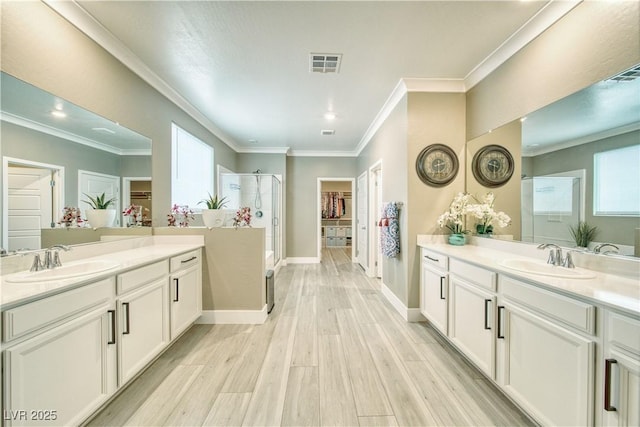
[
  {"x1": 82, "y1": 192, "x2": 117, "y2": 228},
  {"x1": 569, "y1": 221, "x2": 598, "y2": 249},
  {"x1": 199, "y1": 193, "x2": 228, "y2": 228}
]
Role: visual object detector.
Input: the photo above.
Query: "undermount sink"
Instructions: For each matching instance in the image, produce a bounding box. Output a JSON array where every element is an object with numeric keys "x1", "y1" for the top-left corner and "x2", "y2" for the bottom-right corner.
[
  {"x1": 5, "y1": 260, "x2": 120, "y2": 283},
  {"x1": 500, "y1": 258, "x2": 596, "y2": 279}
]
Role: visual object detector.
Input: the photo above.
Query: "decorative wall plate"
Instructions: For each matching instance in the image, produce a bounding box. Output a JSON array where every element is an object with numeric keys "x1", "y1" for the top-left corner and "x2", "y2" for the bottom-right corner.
[
  {"x1": 471, "y1": 144, "x2": 515, "y2": 188},
  {"x1": 415, "y1": 144, "x2": 459, "y2": 187}
]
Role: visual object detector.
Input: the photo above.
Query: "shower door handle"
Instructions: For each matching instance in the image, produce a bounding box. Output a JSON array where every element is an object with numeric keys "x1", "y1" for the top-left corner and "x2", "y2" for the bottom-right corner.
[{"x1": 273, "y1": 217, "x2": 279, "y2": 226}]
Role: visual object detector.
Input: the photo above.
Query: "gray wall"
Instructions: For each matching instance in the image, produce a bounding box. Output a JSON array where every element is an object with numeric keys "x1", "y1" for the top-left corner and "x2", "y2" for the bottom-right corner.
[
  {"x1": 286, "y1": 156, "x2": 357, "y2": 258},
  {"x1": 530, "y1": 130, "x2": 639, "y2": 246},
  {"x1": 1, "y1": 1, "x2": 238, "y2": 227}
]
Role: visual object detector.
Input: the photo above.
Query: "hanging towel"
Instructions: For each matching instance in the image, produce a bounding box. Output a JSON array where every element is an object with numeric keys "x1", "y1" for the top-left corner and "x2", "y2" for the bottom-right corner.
[{"x1": 379, "y1": 202, "x2": 400, "y2": 258}]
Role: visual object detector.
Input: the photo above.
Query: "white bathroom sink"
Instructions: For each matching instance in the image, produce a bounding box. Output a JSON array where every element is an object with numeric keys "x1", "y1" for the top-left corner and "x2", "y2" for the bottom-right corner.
[
  {"x1": 5, "y1": 260, "x2": 120, "y2": 283},
  {"x1": 500, "y1": 258, "x2": 596, "y2": 279}
]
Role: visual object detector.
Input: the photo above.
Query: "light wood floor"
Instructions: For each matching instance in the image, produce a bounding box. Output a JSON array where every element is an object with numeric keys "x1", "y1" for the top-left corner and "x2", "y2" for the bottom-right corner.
[{"x1": 88, "y1": 248, "x2": 533, "y2": 427}]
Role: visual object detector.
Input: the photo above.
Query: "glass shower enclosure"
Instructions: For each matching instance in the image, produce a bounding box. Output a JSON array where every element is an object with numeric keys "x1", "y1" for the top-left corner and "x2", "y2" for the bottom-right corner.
[{"x1": 219, "y1": 173, "x2": 282, "y2": 266}]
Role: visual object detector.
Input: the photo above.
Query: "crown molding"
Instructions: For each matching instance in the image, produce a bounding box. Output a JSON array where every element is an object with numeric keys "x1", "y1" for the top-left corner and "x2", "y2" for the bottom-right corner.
[
  {"x1": 43, "y1": 0, "x2": 241, "y2": 153},
  {"x1": 288, "y1": 150, "x2": 358, "y2": 158},
  {"x1": 236, "y1": 146, "x2": 291, "y2": 155},
  {"x1": 403, "y1": 78, "x2": 466, "y2": 93},
  {"x1": 0, "y1": 112, "x2": 151, "y2": 156},
  {"x1": 464, "y1": 0, "x2": 582, "y2": 90},
  {"x1": 522, "y1": 122, "x2": 640, "y2": 157}
]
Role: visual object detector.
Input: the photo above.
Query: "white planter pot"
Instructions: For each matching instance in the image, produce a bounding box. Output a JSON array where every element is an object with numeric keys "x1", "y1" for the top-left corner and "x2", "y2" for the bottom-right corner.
[
  {"x1": 202, "y1": 209, "x2": 227, "y2": 228},
  {"x1": 85, "y1": 209, "x2": 116, "y2": 228}
]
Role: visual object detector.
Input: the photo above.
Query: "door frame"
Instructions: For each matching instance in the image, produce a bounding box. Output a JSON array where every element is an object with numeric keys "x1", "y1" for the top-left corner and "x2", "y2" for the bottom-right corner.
[
  {"x1": 368, "y1": 160, "x2": 383, "y2": 278},
  {"x1": 122, "y1": 176, "x2": 151, "y2": 227},
  {"x1": 317, "y1": 177, "x2": 356, "y2": 262},
  {"x1": 2, "y1": 156, "x2": 65, "y2": 250},
  {"x1": 356, "y1": 170, "x2": 368, "y2": 271}
]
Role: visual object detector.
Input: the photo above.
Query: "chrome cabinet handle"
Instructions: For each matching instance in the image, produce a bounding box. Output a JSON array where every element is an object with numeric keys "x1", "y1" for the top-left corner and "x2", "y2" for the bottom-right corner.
[
  {"x1": 604, "y1": 359, "x2": 618, "y2": 411},
  {"x1": 122, "y1": 302, "x2": 130, "y2": 335},
  {"x1": 439, "y1": 277, "x2": 446, "y2": 300}
]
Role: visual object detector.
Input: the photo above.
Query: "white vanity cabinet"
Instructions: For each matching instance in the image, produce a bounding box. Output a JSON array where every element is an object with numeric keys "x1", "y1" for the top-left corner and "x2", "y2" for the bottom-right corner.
[
  {"x1": 2, "y1": 278, "x2": 117, "y2": 427},
  {"x1": 116, "y1": 260, "x2": 170, "y2": 385},
  {"x1": 169, "y1": 249, "x2": 202, "y2": 339},
  {"x1": 496, "y1": 275, "x2": 597, "y2": 426},
  {"x1": 602, "y1": 311, "x2": 640, "y2": 426},
  {"x1": 419, "y1": 248, "x2": 449, "y2": 335},
  {"x1": 447, "y1": 259, "x2": 497, "y2": 378}
]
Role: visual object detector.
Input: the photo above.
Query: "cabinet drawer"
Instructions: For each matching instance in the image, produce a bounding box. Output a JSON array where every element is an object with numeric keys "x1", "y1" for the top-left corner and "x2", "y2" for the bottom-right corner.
[
  {"x1": 500, "y1": 276, "x2": 596, "y2": 335},
  {"x1": 607, "y1": 311, "x2": 640, "y2": 354},
  {"x1": 170, "y1": 249, "x2": 201, "y2": 272},
  {"x1": 421, "y1": 248, "x2": 448, "y2": 270},
  {"x1": 325, "y1": 227, "x2": 337, "y2": 237},
  {"x1": 3, "y1": 277, "x2": 114, "y2": 342},
  {"x1": 450, "y1": 258, "x2": 496, "y2": 291},
  {"x1": 117, "y1": 260, "x2": 168, "y2": 294}
]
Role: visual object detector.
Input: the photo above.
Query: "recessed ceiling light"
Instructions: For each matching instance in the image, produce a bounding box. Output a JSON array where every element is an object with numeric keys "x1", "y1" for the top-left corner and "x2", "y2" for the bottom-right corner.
[
  {"x1": 324, "y1": 112, "x2": 336, "y2": 120},
  {"x1": 51, "y1": 110, "x2": 67, "y2": 118},
  {"x1": 248, "y1": 139, "x2": 258, "y2": 144},
  {"x1": 320, "y1": 129, "x2": 335, "y2": 136}
]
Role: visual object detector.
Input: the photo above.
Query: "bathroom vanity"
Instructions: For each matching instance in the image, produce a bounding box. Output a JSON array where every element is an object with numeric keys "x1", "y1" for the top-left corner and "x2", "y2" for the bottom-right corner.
[
  {"x1": 418, "y1": 236, "x2": 639, "y2": 426},
  {"x1": 0, "y1": 236, "x2": 203, "y2": 426}
]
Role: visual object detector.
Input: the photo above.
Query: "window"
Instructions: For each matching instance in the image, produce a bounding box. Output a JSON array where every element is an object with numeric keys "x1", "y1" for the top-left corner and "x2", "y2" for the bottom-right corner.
[
  {"x1": 593, "y1": 145, "x2": 640, "y2": 216},
  {"x1": 171, "y1": 123, "x2": 213, "y2": 211}
]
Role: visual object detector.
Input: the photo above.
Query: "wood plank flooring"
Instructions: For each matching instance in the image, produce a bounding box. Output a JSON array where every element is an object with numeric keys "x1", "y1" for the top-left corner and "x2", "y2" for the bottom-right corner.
[{"x1": 87, "y1": 248, "x2": 533, "y2": 427}]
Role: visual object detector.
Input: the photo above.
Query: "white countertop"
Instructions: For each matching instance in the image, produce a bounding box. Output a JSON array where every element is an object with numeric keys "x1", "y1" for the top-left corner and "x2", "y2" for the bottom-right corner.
[
  {"x1": 1, "y1": 238, "x2": 204, "y2": 310},
  {"x1": 418, "y1": 240, "x2": 640, "y2": 318}
]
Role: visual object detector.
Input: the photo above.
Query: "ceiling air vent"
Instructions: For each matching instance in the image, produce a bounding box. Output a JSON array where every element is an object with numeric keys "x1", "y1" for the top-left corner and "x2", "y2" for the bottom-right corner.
[
  {"x1": 310, "y1": 53, "x2": 342, "y2": 73},
  {"x1": 608, "y1": 64, "x2": 640, "y2": 82},
  {"x1": 321, "y1": 129, "x2": 335, "y2": 136}
]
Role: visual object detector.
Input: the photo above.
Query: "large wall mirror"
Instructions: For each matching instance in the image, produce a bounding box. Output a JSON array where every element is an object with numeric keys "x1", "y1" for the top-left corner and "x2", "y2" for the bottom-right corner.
[
  {"x1": 1, "y1": 72, "x2": 153, "y2": 251},
  {"x1": 467, "y1": 64, "x2": 640, "y2": 257}
]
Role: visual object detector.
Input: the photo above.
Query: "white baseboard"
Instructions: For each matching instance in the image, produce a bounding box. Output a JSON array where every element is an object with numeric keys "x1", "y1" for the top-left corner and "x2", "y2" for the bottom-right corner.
[
  {"x1": 196, "y1": 305, "x2": 268, "y2": 324},
  {"x1": 381, "y1": 283, "x2": 424, "y2": 322},
  {"x1": 286, "y1": 257, "x2": 320, "y2": 264}
]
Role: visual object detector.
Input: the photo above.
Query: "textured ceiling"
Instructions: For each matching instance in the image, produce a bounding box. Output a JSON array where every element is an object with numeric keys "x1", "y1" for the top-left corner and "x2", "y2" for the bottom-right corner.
[{"x1": 73, "y1": 0, "x2": 551, "y2": 154}]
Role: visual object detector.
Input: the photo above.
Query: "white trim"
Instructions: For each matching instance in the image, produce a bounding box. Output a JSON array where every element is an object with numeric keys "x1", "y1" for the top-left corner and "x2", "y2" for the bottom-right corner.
[
  {"x1": 288, "y1": 150, "x2": 359, "y2": 157},
  {"x1": 43, "y1": 0, "x2": 241, "y2": 153},
  {"x1": 286, "y1": 257, "x2": 320, "y2": 264},
  {"x1": 464, "y1": 0, "x2": 582, "y2": 89},
  {"x1": 0, "y1": 112, "x2": 151, "y2": 156},
  {"x1": 403, "y1": 78, "x2": 466, "y2": 93},
  {"x1": 317, "y1": 177, "x2": 356, "y2": 262},
  {"x1": 196, "y1": 306, "x2": 268, "y2": 325},
  {"x1": 368, "y1": 160, "x2": 383, "y2": 278},
  {"x1": 3, "y1": 157, "x2": 65, "y2": 250},
  {"x1": 121, "y1": 176, "x2": 151, "y2": 226},
  {"x1": 236, "y1": 146, "x2": 291, "y2": 155},
  {"x1": 380, "y1": 282, "x2": 425, "y2": 323}
]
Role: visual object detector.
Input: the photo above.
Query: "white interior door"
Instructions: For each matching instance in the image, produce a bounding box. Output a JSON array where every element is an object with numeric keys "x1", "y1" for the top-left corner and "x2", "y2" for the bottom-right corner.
[
  {"x1": 7, "y1": 166, "x2": 52, "y2": 251},
  {"x1": 79, "y1": 170, "x2": 121, "y2": 226},
  {"x1": 374, "y1": 168, "x2": 383, "y2": 278},
  {"x1": 357, "y1": 172, "x2": 368, "y2": 269}
]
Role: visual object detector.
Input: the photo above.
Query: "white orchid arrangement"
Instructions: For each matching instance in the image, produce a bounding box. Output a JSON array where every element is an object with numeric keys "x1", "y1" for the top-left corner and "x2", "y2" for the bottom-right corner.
[
  {"x1": 466, "y1": 192, "x2": 511, "y2": 234},
  {"x1": 437, "y1": 192, "x2": 472, "y2": 234}
]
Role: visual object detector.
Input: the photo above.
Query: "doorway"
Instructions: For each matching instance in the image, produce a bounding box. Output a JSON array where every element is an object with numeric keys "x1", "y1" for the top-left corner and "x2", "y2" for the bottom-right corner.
[
  {"x1": 122, "y1": 177, "x2": 152, "y2": 226},
  {"x1": 2, "y1": 157, "x2": 64, "y2": 251},
  {"x1": 369, "y1": 161, "x2": 383, "y2": 278},
  {"x1": 317, "y1": 178, "x2": 355, "y2": 262},
  {"x1": 356, "y1": 171, "x2": 368, "y2": 270}
]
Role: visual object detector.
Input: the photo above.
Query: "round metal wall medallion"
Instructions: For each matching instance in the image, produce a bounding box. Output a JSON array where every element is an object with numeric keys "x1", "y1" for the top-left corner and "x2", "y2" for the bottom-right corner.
[
  {"x1": 471, "y1": 144, "x2": 515, "y2": 188},
  {"x1": 415, "y1": 144, "x2": 459, "y2": 187}
]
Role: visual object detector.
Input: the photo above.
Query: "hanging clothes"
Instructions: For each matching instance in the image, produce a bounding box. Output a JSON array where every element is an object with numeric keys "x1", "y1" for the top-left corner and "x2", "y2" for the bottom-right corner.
[
  {"x1": 379, "y1": 202, "x2": 400, "y2": 258},
  {"x1": 322, "y1": 192, "x2": 345, "y2": 219}
]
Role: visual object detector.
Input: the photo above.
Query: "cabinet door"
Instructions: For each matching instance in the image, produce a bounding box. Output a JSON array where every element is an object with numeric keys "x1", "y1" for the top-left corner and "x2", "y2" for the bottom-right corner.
[
  {"x1": 497, "y1": 302, "x2": 594, "y2": 426},
  {"x1": 603, "y1": 349, "x2": 640, "y2": 426},
  {"x1": 420, "y1": 264, "x2": 448, "y2": 335},
  {"x1": 448, "y1": 277, "x2": 495, "y2": 378},
  {"x1": 118, "y1": 278, "x2": 169, "y2": 385},
  {"x1": 3, "y1": 305, "x2": 116, "y2": 426},
  {"x1": 170, "y1": 265, "x2": 202, "y2": 339}
]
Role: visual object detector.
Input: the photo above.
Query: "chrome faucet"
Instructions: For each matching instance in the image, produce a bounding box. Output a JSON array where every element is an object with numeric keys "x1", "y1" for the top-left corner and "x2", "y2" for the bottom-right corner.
[
  {"x1": 593, "y1": 243, "x2": 619, "y2": 254},
  {"x1": 29, "y1": 245, "x2": 72, "y2": 272},
  {"x1": 537, "y1": 243, "x2": 563, "y2": 266}
]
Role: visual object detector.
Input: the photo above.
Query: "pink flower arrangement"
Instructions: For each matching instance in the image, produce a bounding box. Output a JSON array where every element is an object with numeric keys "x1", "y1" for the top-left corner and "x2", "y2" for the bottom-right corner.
[
  {"x1": 233, "y1": 207, "x2": 252, "y2": 228},
  {"x1": 123, "y1": 204, "x2": 148, "y2": 226},
  {"x1": 59, "y1": 207, "x2": 83, "y2": 227},
  {"x1": 167, "y1": 204, "x2": 194, "y2": 227}
]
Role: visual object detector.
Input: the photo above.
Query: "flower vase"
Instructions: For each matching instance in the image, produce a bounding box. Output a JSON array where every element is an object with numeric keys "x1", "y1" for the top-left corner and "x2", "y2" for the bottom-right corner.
[
  {"x1": 476, "y1": 224, "x2": 493, "y2": 236},
  {"x1": 448, "y1": 233, "x2": 466, "y2": 246}
]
